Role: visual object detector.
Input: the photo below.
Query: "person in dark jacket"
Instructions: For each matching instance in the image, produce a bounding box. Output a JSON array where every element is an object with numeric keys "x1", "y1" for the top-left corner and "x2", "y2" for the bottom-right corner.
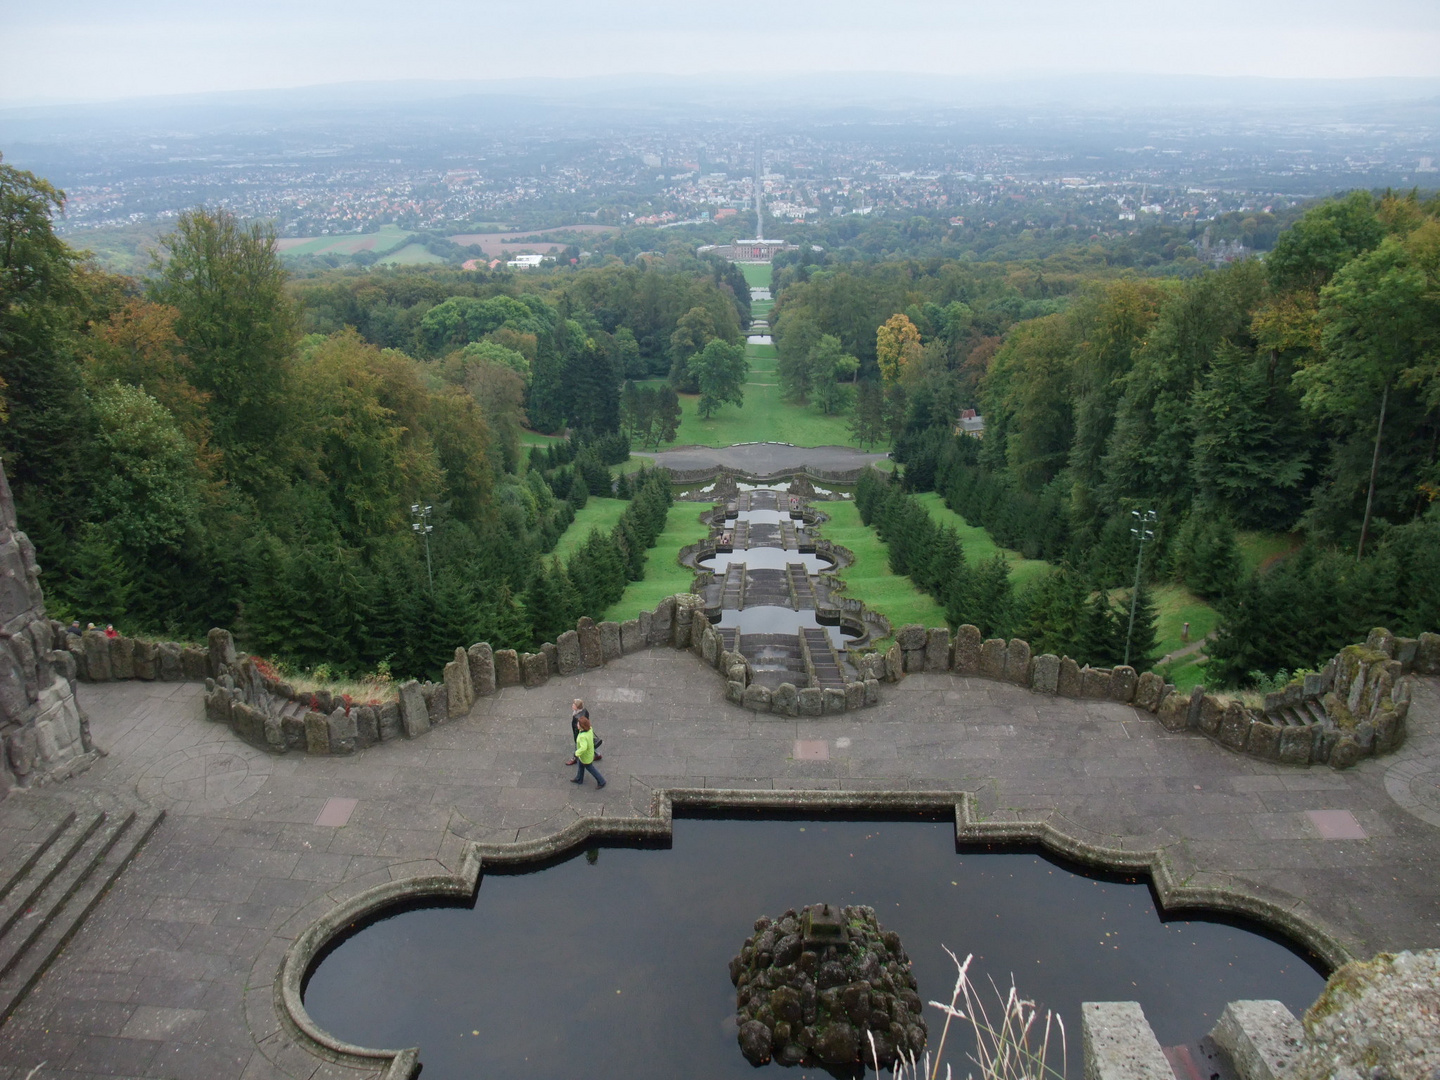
[{"x1": 565, "y1": 698, "x2": 601, "y2": 765}]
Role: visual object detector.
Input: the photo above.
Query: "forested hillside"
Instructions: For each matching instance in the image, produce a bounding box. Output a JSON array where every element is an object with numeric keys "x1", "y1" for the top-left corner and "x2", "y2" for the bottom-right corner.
[
  {"x1": 0, "y1": 160, "x2": 749, "y2": 679},
  {"x1": 779, "y1": 191, "x2": 1440, "y2": 684}
]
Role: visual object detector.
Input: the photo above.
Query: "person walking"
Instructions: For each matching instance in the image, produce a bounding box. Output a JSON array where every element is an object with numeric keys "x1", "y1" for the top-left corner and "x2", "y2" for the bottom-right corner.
[
  {"x1": 565, "y1": 699, "x2": 601, "y2": 766},
  {"x1": 571, "y1": 716, "x2": 606, "y2": 788}
]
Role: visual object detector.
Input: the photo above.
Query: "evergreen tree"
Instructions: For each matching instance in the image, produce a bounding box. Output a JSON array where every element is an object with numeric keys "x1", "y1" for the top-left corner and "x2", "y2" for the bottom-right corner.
[
  {"x1": 65, "y1": 522, "x2": 135, "y2": 627},
  {"x1": 1121, "y1": 583, "x2": 1161, "y2": 671},
  {"x1": 1170, "y1": 513, "x2": 1243, "y2": 600},
  {"x1": 1077, "y1": 588, "x2": 1124, "y2": 667},
  {"x1": 478, "y1": 583, "x2": 533, "y2": 653},
  {"x1": 968, "y1": 555, "x2": 1013, "y2": 639},
  {"x1": 525, "y1": 557, "x2": 580, "y2": 645},
  {"x1": 568, "y1": 470, "x2": 589, "y2": 510},
  {"x1": 1015, "y1": 566, "x2": 1089, "y2": 659}
]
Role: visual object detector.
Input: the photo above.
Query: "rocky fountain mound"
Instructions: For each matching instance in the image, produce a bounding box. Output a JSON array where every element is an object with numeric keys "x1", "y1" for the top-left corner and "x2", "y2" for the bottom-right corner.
[{"x1": 730, "y1": 903, "x2": 927, "y2": 1070}]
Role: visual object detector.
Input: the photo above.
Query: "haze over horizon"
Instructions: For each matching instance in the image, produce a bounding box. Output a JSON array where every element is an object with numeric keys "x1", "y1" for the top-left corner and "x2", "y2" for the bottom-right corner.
[{"x1": 4, "y1": 0, "x2": 1440, "y2": 106}]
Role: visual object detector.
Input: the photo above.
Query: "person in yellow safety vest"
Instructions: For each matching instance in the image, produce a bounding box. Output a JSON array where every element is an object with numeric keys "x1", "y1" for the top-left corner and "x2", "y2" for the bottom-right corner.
[{"x1": 570, "y1": 716, "x2": 606, "y2": 788}]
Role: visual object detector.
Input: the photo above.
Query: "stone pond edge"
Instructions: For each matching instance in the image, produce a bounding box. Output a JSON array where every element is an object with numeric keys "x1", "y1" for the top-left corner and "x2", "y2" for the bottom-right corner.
[{"x1": 269, "y1": 787, "x2": 1355, "y2": 1080}]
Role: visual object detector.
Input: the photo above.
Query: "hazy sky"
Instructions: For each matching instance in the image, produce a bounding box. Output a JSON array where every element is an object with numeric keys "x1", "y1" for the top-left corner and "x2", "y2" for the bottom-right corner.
[{"x1": 4, "y1": 0, "x2": 1440, "y2": 105}]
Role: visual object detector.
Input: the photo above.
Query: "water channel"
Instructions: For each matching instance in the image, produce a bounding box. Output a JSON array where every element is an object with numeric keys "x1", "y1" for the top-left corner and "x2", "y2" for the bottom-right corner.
[{"x1": 304, "y1": 817, "x2": 1326, "y2": 1080}]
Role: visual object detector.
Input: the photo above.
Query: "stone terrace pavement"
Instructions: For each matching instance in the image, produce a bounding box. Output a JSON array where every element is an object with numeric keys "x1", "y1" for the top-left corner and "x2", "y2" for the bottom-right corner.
[
  {"x1": 635, "y1": 441, "x2": 888, "y2": 474},
  {"x1": 2, "y1": 652, "x2": 1439, "y2": 1080}
]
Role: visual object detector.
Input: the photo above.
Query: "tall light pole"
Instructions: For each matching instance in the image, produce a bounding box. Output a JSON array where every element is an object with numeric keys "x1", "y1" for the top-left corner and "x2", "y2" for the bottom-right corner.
[
  {"x1": 1124, "y1": 509, "x2": 1157, "y2": 668},
  {"x1": 411, "y1": 503, "x2": 434, "y2": 591}
]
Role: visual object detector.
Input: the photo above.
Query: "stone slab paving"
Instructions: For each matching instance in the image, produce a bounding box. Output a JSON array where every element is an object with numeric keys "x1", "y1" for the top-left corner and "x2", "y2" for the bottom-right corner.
[
  {"x1": 634, "y1": 442, "x2": 888, "y2": 474},
  {"x1": 2, "y1": 651, "x2": 1438, "y2": 1079}
]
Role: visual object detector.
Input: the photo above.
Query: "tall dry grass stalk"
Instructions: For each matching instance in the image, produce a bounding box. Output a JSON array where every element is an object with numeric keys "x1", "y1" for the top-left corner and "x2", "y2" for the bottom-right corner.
[{"x1": 870, "y1": 948, "x2": 1067, "y2": 1080}]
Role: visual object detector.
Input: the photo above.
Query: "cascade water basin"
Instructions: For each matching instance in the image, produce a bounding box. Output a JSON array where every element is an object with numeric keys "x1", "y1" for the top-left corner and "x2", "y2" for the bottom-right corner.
[
  {"x1": 303, "y1": 817, "x2": 1325, "y2": 1080},
  {"x1": 701, "y1": 549, "x2": 834, "y2": 573},
  {"x1": 714, "y1": 606, "x2": 858, "y2": 647}
]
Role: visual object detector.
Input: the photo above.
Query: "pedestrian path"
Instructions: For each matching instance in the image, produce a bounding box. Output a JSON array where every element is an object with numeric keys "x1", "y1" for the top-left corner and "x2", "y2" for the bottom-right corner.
[{"x1": 1, "y1": 656, "x2": 1437, "y2": 1078}]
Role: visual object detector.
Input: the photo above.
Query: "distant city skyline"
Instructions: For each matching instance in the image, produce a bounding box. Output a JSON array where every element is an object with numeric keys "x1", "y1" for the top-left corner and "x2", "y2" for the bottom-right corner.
[{"x1": 3, "y1": 0, "x2": 1439, "y2": 105}]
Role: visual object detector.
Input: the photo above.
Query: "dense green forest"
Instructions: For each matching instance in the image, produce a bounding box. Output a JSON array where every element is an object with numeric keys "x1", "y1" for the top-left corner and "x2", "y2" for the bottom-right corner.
[
  {"x1": 0, "y1": 160, "x2": 753, "y2": 679},
  {"x1": 781, "y1": 191, "x2": 1440, "y2": 684},
  {"x1": 5, "y1": 148, "x2": 1438, "y2": 689}
]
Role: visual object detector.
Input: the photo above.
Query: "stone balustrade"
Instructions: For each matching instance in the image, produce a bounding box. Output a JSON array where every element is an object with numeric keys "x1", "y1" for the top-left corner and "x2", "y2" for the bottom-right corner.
[{"x1": 121, "y1": 600, "x2": 1434, "y2": 766}]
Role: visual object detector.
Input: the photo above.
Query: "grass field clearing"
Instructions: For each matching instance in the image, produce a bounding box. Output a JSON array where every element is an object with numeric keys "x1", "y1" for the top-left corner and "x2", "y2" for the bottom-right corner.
[
  {"x1": 911, "y1": 493, "x2": 1050, "y2": 588},
  {"x1": 603, "y1": 503, "x2": 707, "y2": 622},
  {"x1": 740, "y1": 263, "x2": 773, "y2": 287},
  {"x1": 822, "y1": 500, "x2": 948, "y2": 639},
  {"x1": 276, "y1": 225, "x2": 413, "y2": 258},
  {"x1": 377, "y1": 243, "x2": 446, "y2": 266},
  {"x1": 552, "y1": 498, "x2": 629, "y2": 561},
  {"x1": 632, "y1": 335, "x2": 866, "y2": 448}
]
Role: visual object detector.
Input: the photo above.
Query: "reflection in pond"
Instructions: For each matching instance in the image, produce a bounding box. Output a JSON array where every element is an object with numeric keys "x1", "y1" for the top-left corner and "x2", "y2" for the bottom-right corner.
[
  {"x1": 701, "y1": 549, "x2": 832, "y2": 573},
  {"x1": 716, "y1": 605, "x2": 855, "y2": 646},
  {"x1": 304, "y1": 818, "x2": 1326, "y2": 1080},
  {"x1": 723, "y1": 508, "x2": 790, "y2": 525}
]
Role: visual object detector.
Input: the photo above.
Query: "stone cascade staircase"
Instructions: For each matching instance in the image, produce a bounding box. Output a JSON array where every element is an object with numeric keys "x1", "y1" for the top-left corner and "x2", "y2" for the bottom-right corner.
[
  {"x1": 0, "y1": 793, "x2": 163, "y2": 1024},
  {"x1": 720, "y1": 564, "x2": 747, "y2": 610},
  {"x1": 801, "y1": 628, "x2": 847, "y2": 690},
  {"x1": 737, "y1": 634, "x2": 807, "y2": 689},
  {"x1": 743, "y1": 569, "x2": 794, "y2": 609},
  {"x1": 786, "y1": 564, "x2": 816, "y2": 610},
  {"x1": 778, "y1": 520, "x2": 801, "y2": 549},
  {"x1": 728, "y1": 521, "x2": 750, "y2": 550}
]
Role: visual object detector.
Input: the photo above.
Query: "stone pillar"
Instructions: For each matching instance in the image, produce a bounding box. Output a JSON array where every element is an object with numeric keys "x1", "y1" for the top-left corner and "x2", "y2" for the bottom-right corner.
[
  {"x1": 207, "y1": 627, "x2": 237, "y2": 678},
  {"x1": 924, "y1": 628, "x2": 951, "y2": 672},
  {"x1": 494, "y1": 649, "x2": 521, "y2": 687},
  {"x1": 1004, "y1": 638, "x2": 1031, "y2": 685},
  {"x1": 468, "y1": 643, "x2": 496, "y2": 696},
  {"x1": 556, "y1": 630, "x2": 581, "y2": 674},
  {"x1": 444, "y1": 647, "x2": 474, "y2": 718},
  {"x1": 600, "y1": 621, "x2": 623, "y2": 661},
  {"x1": 953, "y1": 625, "x2": 982, "y2": 674},
  {"x1": 1208, "y1": 1001, "x2": 1303, "y2": 1080},
  {"x1": 577, "y1": 618, "x2": 603, "y2": 667},
  {"x1": 398, "y1": 680, "x2": 430, "y2": 737},
  {"x1": 1080, "y1": 1002, "x2": 1172, "y2": 1080},
  {"x1": 82, "y1": 630, "x2": 111, "y2": 682}
]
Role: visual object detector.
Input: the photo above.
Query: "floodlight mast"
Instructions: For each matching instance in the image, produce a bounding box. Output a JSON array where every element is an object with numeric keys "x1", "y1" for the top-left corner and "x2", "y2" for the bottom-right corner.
[
  {"x1": 411, "y1": 503, "x2": 434, "y2": 591},
  {"x1": 1124, "y1": 509, "x2": 1157, "y2": 668}
]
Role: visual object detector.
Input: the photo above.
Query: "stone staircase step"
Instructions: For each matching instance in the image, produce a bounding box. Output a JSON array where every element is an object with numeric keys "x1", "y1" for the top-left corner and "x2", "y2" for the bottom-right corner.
[
  {"x1": 0, "y1": 803, "x2": 77, "y2": 910},
  {"x1": 0, "y1": 803, "x2": 164, "y2": 1025},
  {"x1": 1302, "y1": 699, "x2": 1330, "y2": 726},
  {"x1": 0, "y1": 808, "x2": 104, "y2": 941}
]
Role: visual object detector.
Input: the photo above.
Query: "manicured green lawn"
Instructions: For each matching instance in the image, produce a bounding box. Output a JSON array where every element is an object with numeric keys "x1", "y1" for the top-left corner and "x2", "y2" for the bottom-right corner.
[
  {"x1": 552, "y1": 497, "x2": 628, "y2": 561},
  {"x1": 821, "y1": 501, "x2": 948, "y2": 635},
  {"x1": 1149, "y1": 583, "x2": 1220, "y2": 659},
  {"x1": 521, "y1": 430, "x2": 565, "y2": 447},
  {"x1": 1156, "y1": 654, "x2": 1208, "y2": 693},
  {"x1": 911, "y1": 493, "x2": 1050, "y2": 588},
  {"x1": 634, "y1": 336, "x2": 868, "y2": 448},
  {"x1": 602, "y1": 503, "x2": 707, "y2": 622},
  {"x1": 740, "y1": 263, "x2": 773, "y2": 287},
  {"x1": 1237, "y1": 531, "x2": 1300, "y2": 576}
]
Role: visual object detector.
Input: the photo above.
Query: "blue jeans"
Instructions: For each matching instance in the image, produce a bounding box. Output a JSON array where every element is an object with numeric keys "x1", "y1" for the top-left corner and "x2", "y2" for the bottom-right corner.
[{"x1": 573, "y1": 760, "x2": 606, "y2": 786}]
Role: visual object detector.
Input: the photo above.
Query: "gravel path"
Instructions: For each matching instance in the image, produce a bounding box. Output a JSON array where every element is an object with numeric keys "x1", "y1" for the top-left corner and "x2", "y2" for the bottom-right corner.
[{"x1": 636, "y1": 441, "x2": 888, "y2": 474}]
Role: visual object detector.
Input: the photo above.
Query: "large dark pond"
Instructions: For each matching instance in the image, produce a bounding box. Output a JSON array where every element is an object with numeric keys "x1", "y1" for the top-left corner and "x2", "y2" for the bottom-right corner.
[{"x1": 304, "y1": 817, "x2": 1325, "y2": 1080}]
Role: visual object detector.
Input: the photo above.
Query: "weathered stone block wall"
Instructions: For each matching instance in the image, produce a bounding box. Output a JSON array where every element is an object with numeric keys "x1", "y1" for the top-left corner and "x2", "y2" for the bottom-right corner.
[{"x1": 0, "y1": 462, "x2": 98, "y2": 798}]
